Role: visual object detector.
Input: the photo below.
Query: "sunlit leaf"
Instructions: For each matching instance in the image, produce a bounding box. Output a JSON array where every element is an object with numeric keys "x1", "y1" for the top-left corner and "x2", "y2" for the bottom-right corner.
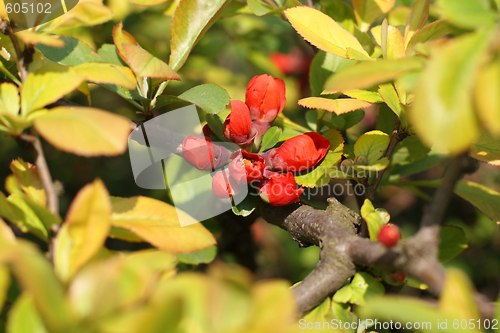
[
  {"x1": 410, "y1": 29, "x2": 493, "y2": 155},
  {"x1": 406, "y1": 20, "x2": 453, "y2": 55},
  {"x1": 470, "y1": 132, "x2": 500, "y2": 166},
  {"x1": 0, "y1": 83, "x2": 20, "y2": 116},
  {"x1": 123, "y1": 43, "x2": 180, "y2": 80},
  {"x1": 46, "y1": 0, "x2": 114, "y2": 30},
  {"x1": 154, "y1": 83, "x2": 230, "y2": 113},
  {"x1": 454, "y1": 180, "x2": 500, "y2": 224},
  {"x1": 259, "y1": 126, "x2": 282, "y2": 153},
  {"x1": 349, "y1": 272, "x2": 384, "y2": 305},
  {"x1": 298, "y1": 97, "x2": 371, "y2": 115},
  {"x1": 54, "y1": 179, "x2": 111, "y2": 281},
  {"x1": 6, "y1": 294, "x2": 48, "y2": 333},
  {"x1": 169, "y1": 0, "x2": 230, "y2": 71},
  {"x1": 437, "y1": 0, "x2": 497, "y2": 30},
  {"x1": 177, "y1": 245, "x2": 217, "y2": 264},
  {"x1": 475, "y1": 58, "x2": 500, "y2": 136},
  {"x1": 110, "y1": 196, "x2": 216, "y2": 253},
  {"x1": 295, "y1": 129, "x2": 344, "y2": 188},
  {"x1": 112, "y1": 22, "x2": 138, "y2": 64},
  {"x1": 16, "y1": 31, "x2": 64, "y2": 48},
  {"x1": 323, "y1": 58, "x2": 423, "y2": 93},
  {"x1": 342, "y1": 89, "x2": 383, "y2": 103},
  {"x1": 404, "y1": 0, "x2": 430, "y2": 47},
  {"x1": 10, "y1": 159, "x2": 46, "y2": 207},
  {"x1": 378, "y1": 83, "x2": 402, "y2": 117},
  {"x1": 21, "y1": 66, "x2": 84, "y2": 115},
  {"x1": 439, "y1": 226, "x2": 468, "y2": 262},
  {"x1": 351, "y1": 0, "x2": 395, "y2": 32},
  {"x1": 73, "y1": 62, "x2": 137, "y2": 90},
  {"x1": 381, "y1": 19, "x2": 406, "y2": 60},
  {"x1": 34, "y1": 107, "x2": 131, "y2": 157},
  {"x1": 0, "y1": 265, "x2": 9, "y2": 313},
  {"x1": 439, "y1": 269, "x2": 480, "y2": 320},
  {"x1": 285, "y1": 6, "x2": 372, "y2": 61},
  {"x1": 354, "y1": 130, "x2": 390, "y2": 164},
  {"x1": 361, "y1": 199, "x2": 384, "y2": 240},
  {"x1": 0, "y1": 218, "x2": 16, "y2": 244},
  {"x1": 128, "y1": 0, "x2": 168, "y2": 6}
]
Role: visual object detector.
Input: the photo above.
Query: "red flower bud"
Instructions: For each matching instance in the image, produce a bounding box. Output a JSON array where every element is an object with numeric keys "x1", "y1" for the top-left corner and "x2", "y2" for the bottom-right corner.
[
  {"x1": 378, "y1": 223, "x2": 401, "y2": 248},
  {"x1": 202, "y1": 124, "x2": 215, "y2": 141},
  {"x1": 229, "y1": 150, "x2": 267, "y2": 184},
  {"x1": 223, "y1": 100, "x2": 256, "y2": 145},
  {"x1": 259, "y1": 171, "x2": 304, "y2": 206},
  {"x1": 212, "y1": 169, "x2": 240, "y2": 199},
  {"x1": 246, "y1": 74, "x2": 286, "y2": 123},
  {"x1": 268, "y1": 132, "x2": 330, "y2": 172},
  {"x1": 182, "y1": 135, "x2": 229, "y2": 171}
]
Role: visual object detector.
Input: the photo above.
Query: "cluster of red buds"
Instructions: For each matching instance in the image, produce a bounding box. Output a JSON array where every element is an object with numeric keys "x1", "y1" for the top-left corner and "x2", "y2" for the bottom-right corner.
[{"x1": 182, "y1": 74, "x2": 330, "y2": 206}]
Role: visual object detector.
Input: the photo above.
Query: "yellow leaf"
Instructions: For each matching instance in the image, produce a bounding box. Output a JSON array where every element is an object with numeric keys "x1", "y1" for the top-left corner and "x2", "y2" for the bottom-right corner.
[
  {"x1": 21, "y1": 66, "x2": 84, "y2": 115},
  {"x1": 54, "y1": 179, "x2": 111, "y2": 281},
  {"x1": 410, "y1": 30, "x2": 493, "y2": 155},
  {"x1": 0, "y1": 218, "x2": 16, "y2": 244},
  {"x1": 16, "y1": 32, "x2": 64, "y2": 48},
  {"x1": 298, "y1": 97, "x2": 370, "y2": 115},
  {"x1": 123, "y1": 43, "x2": 181, "y2": 80},
  {"x1": 352, "y1": 0, "x2": 396, "y2": 32},
  {"x1": 34, "y1": 107, "x2": 130, "y2": 157},
  {"x1": 128, "y1": 0, "x2": 168, "y2": 5},
  {"x1": 285, "y1": 6, "x2": 372, "y2": 61},
  {"x1": 110, "y1": 196, "x2": 216, "y2": 254},
  {"x1": 47, "y1": 0, "x2": 114, "y2": 30},
  {"x1": 381, "y1": 19, "x2": 406, "y2": 59},
  {"x1": 439, "y1": 269, "x2": 480, "y2": 320},
  {"x1": 73, "y1": 63, "x2": 137, "y2": 90},
  {"x1": 10, "y1": 159, "x2": 46, "y2": 207},
  {"x1": 112, "y1": 22, "x2": 138, "y2": 64},
  {"x1": 0, "y1": 83, "x2": 19, "y2": 116},
  {"x1": 354, "y1": 130, "x2": 390, "y2": 164},
  {"x1": 475, "y1": 59, "x2": 500, "y2": 136}
]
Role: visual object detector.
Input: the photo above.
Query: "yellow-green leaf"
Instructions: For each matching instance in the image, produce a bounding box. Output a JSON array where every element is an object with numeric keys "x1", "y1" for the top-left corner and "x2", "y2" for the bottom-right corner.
[
  {"x1": 21, "y1": 66, "x2": 84, "y2": 115},
  {"x1": 475, "y1": 58, "x2": 500, "y2": 136},
  {"x1": 112, "y1": 22, "x2": 138, "y2": 64},
  {"x1": 437, "y1": 0, "x2": 497, "y2": 30},
  {"x1": 404, "y1": 0, "x2": 429, "y2": 47},
  {"x1": 128, "y1": 0, "x2": 168, "y2": 5},
  {"x1": 46, "y1": 0, "x2": 114, "y2": 30},
  {"x1": 54, "y1": 179, "x2": 111, "y2": 281},
  {"x1": 123, "y1": 43, "x2": 180, "y2": 80},
  {"x1": 34, "y1": 107, "x2": 131, "y2": 157},
  {"x1": 410, "y1": 30, "x2": 493, "y2": 155},
  {"x1": 298, "y1": 97, "x2": 370, "y2": 115},
  {"x1": 323, "y1": 58, "x2": 423, "y2": 93},
  {"x1": 439, "y1": 269, "x2": 479, "y2": 320},
  {"x1": 0, "y1": 83, "x2": 19, "y2": 116},
  {"x1": 0, "y1": 265, "x2": 9, "y2": 313},
  {"x1": 16, "y1": 31, "x2": 64, "y2": 48},
  {"x1": 381, "y1": 19, "x2": 406, "y2": 60},
  {"x1": 406, "y1": 20, "x2": 453, "y2": 55},
  {"x1": 110, "y1": 196, "x2": 216, "y2": 254},
  {"x1": 285, "y1": 6, "x2": 372, "y2": 61},
  {"x1": 454, "y1": 180, "x2": 500, "y2": 224},
  {"x1": 352, "y1": 0, "x2": 395, "y2": 32},
  {"x1": 342, "y1": 89, "x2": 384, "y2": 103},
  {"x1": 360, "y1": 199, "x2": 384, "y2": 240},
  {"x1": 6, "y1": 294, "x2": 48, "y2": 333},
  {"x1": 378, "y1": 83, "x2": 402, "y2": 117},
  {"x1": 295, "y1": 129, "x2": 344, "y2": 188},
  {"x1": 354, "y1": 130, "x2": 390, "y2": 164},
  {"x1": 0, "y1": 218, "x2": 16, "y2": 244},
  {"x1": 10, "y1": 159, "x2": 46, "y2": 207},
  {"x1": 470, "y1": 132, "x2": 500, "y2": 166},
  {"x1": 73, "y1": 62, "x2": 137, "y2": 90}
]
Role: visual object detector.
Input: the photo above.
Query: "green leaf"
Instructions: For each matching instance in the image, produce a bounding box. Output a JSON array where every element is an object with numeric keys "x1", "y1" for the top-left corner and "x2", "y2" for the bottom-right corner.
[
  {"x1": 97, "y1": 44, "x2": 127, "y2": 66},
  {"x1": 304, "y1": 297, "x2": 331, "y2": 322},
  {"x1": 354, "y1": 130, "x2": 390, "y2": 164},
  {"x1": 232, "y1": 191, "x2": 259, "y2": 217},
  {"x1": 350, "y1": 272, "x2": 384, "y2": 306},
  {"x1": 309, "y1": 51, "x2": 356, "y2": 97},
  {"x1": 387, "y1": 154, "x2": 444, "y2": 181},
  {"x1": 21, "y1": 66, "x2": 84, "y2": 115},
  {"x1": 361, "y1": 199, "x2": 384, "y2": 240},
  {"x1": 285, "y1": 6, "x2": 372, "y2": 61},
  {"x1": 34, "y1": 107, "x2": 131, "y2": 157},
  {"x1": 439, "y1": 226, "x2": 468, "y2": 262},
  {"x1": 259, "y1": 126, "x2": 282, "y2": 152},
  {"x1": 391, "y1": 135, "x2": 431, "y2": 165},
  {"x1": 154, "y1": 83, "x2": 230, "y2": 114},
  {"x1": 342, "y1": 89, "x2": 383, "y2": 103},
  {"x1": 72, "y1": 62, "x2": 137, "y2": 90},
  {"x1": 323, "y1": 58, "x2": 424, "y2": 93},
  {"x1": 54, "y1": 180, "x2": 111, "y2": 281},
  {"x1": 406, "y1": 20, "x2": 453, "y2": 56},
  {"x1": 411, "y1": 29, "x2": 493, "y2": 155},
  {"x1": 378, "y1": 83, "x2": 402, "y2": 117},
  {"x1": 404, "y1": 0, "x2": 430, "y2": 47},
  {"x1": 454, "y1": 180, "x2": 500, "y2": 223},
  {"x1": 10, "y1": 159, "x2": 46, "y2": 207},
  {"x1": 475, "y1": 58, "x2": 500, "y2": 136},
  {"x1": 205, "y1": 113, "x2": 227, "y2": 141},
  {"x1": 333, "y1": 285, "x2": 353, "y2": 303},
  {"x1": 295, "y1": 129, "x2": 344, "y2": 188},
  {"x1": 110, "y1": 196, "x2": 216, "y2": 253},
  {"x1": 248, "y1": 0, "x2": 274, "y2": 16},
  {"x1": 298, "y1": 97, "x2": 371, "y2": 115},
  {"x1": 438, "y1": 0, "x2": 497, "y2": 30},
  {"x1": 470, "y1": 132, "x2": 500, "y2": 166},
  {"x1": 6, "y1": 294, "x2": 48, "y2": 333},
  {"x1": 123, "y1": 44, "x2": 180, "y2": 80},
  {"x1": 351, "y1": 0, "x2": 396, "y2": 32},
  {"x1": 273, "y1": 113, "x2": 309, "y2": 141},
  {"x1": 354, "y1": 156, "x2": 390, "y2": 171},
  {"x1": 177, "y1": 245, "x2": 217, "y2": 264},
  {"x1": 0, "y1": 83, "x2": 19, "y2": 116},
  {"x1": 169, "y1": 0, "x2": 230, "y2": 71},
  {"x1": 36, "y1": 36, "x2": 104, "y2": 66}
]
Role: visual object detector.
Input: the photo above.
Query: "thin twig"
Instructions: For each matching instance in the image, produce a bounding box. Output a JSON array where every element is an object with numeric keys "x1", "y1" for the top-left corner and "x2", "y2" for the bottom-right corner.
[
  {"x1": 365, "y1": 117, "x2": 406, "y2": 201},
  {"x1": 6, "y1": 25, "x2": 29, "y2": 82},
  {"x1": 306, "y1": 0, "x2": 314, "y2": 8}
]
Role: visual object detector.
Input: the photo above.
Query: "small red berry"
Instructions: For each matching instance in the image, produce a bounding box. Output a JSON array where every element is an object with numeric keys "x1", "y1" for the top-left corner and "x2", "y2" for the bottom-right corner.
[{"x1": 378, "y1": 223, "x2": 401, "y2": 248}]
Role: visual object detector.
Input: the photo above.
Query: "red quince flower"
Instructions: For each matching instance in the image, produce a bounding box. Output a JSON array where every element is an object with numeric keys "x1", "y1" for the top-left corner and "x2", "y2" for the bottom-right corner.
[
  {"x1": 246, "y1": 74, "x2": 286, "y2": 123},
  {"x1": 182, "y1": 135, "x2": 229, "y2": 171},
  {"x1": 229, "y1": 150, "x2": 267, "y2": 184},
  {"x1": 212, "y1": 169, "x2": 240, "y2": 199},
  {"x1": 259, "y1": 171, "x2": 304, "y2": 206},
  {"x1": 266, "y1": 132, "x2": 330, "y2": 172},
  {"x1": 223, "y1": 100, "x2": 256, "y2": 145}
]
